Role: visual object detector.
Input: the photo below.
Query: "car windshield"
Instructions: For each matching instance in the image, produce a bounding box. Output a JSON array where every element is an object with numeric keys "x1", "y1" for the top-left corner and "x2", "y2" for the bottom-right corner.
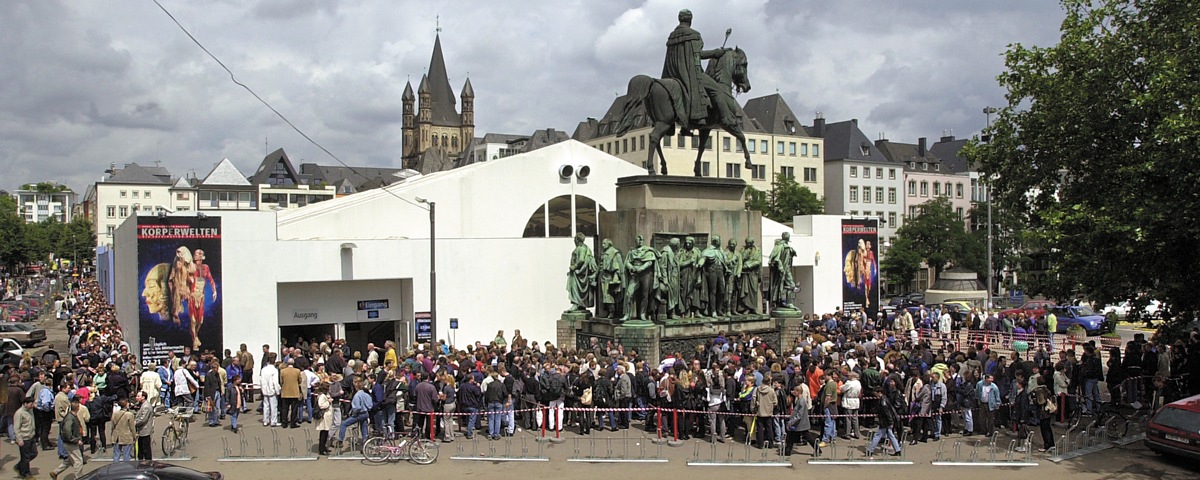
[
  {"x1": 1075, "y1": 306, "x2": 1098, "y2": 316},
  {"x1": 8, "y1": 324, "x2": 34, "y2": 331},
  {"x1": 1153, "y1": 407, "x2": 1200, "y2": 434}
]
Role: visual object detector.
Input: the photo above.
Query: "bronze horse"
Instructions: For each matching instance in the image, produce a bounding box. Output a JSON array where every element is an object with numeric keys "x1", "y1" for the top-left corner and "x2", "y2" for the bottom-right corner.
[{"x1": 615, "y1": 47, "x2": 752, "y2": 176}]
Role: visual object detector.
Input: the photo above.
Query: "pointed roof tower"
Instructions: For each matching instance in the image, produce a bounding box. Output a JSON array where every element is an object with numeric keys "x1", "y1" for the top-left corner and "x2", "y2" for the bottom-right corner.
[
  {"x1": 402, "y1": 80, "x2": 415, "y2": 101},
  {"x1": 417, "y1": 74, "x2": 429, "y2": 95},
  {"x1": 425, "y1": 34, "x2": 460, "y2": 125},
  {"x1": 461, "y1": 77, "x2": 474, "y2": 98}
]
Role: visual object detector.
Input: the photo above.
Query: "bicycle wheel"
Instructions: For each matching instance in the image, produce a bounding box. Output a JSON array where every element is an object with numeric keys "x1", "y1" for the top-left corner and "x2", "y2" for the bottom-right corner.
[
  {"x1": 408, "y1": 438, "x2": 439, "y2": 465},
  {"x1": 162, "y1": 427, "x2": 179, "y2": 457},
  {"x1": 1103, "y1": 415, "x2": 1128, "y2": 442},
  {"x1": 362, "y1": 436, "x2": 394, "y2": 463},
  {"x1": 1066, "y1": 408, "x2": 1082, "y2": 431}
]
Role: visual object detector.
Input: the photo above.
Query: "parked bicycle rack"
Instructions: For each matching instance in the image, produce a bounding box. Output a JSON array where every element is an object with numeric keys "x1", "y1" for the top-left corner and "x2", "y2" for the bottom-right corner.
[
  {"x1": 218, "y1": 427, "x2": 318, "y2": 462},
  {"x1": 686, "y1": 438, "x2": 791, "y2": 467},
  {"x1": 569, "y1": 429, "x2": 668, "y2": 463},
  {"x1": 932, "y1": 434, "x2": 1038, "y2": 467},
  {"x1": 810, "y1": 430, "x2": 912, "y2": 465},
  {"x1": 1049, "y1": 425, "x2": 1113, "y2": 463},
  {"x1": 448, "y1": 435, "x2": 549, "y2": 462}
]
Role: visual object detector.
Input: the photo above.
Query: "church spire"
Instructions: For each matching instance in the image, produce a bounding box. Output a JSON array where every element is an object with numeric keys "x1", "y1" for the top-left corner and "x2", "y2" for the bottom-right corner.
[{"x1": 425, "y1": 33, "x2": 459, "y2": 125}]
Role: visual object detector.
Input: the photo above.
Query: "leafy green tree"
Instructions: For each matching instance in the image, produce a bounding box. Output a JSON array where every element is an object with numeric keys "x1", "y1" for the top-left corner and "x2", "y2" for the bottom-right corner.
[
  {"x1": 0, "y1": 196, "x2": 24, "y2": 269},
  {"x1": 882, "y1": 197, "x2": 982, "y2": 286},
  {"x1": 966, "y1": 0, "x2": 1200, "y2": 321},
  {"x1": 745, "y1": 174, "x2": 824, "y2": 223}
]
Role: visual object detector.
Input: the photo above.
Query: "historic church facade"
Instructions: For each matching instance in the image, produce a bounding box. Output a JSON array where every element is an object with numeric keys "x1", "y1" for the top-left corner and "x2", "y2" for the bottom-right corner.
[{"x1": 402, "y1": 34, "x2": 475, "y2": 174}]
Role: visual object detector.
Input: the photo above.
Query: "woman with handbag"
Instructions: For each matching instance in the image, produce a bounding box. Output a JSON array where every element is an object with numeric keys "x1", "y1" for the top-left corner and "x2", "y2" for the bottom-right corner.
[
  {"x1": 1032, "y1": 374, "x2": 1056, "y2": 452},
  {"x1": 574, "y1": 373, "x2": 594, "y2": 435},
  {"x1": 314, "y1": 382, "x2": 333, "y2": 455}
]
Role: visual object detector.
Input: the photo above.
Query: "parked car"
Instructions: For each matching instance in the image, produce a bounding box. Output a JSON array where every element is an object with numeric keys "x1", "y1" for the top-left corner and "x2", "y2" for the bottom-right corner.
[
  {"x1": 999, "y1": 300, "x2": 1057, "y2": 319},
  {"x1": 0, "y1": 322, "x2": 45, "y2": 347},
  {"x1": 1145, "y1": 393, "x2": 1200, "y2": 461},
  {"x1": 1046, "y1": 305, "x2": 1107, "y2": 334},
  {"x1": 78, "y1": 461, "x2": 223, "y2": 480},
  {"x1": 0, "y1": 338, "x2": 24, "y2": 365},
  {"x1": 1103, "y1": 299, "x2": 1164, "y2": 320},
  {"x1": 0, "y1": 302, "x2": 33, "y2": 321}
]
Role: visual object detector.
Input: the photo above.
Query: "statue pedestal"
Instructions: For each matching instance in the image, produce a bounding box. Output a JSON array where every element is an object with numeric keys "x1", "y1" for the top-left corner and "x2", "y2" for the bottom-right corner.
[{"x1": 772, "y1": 309, "x2": 807, "y2": 353}]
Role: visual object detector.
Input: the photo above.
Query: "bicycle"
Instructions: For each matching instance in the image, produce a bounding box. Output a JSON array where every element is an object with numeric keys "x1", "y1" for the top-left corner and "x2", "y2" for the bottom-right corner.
[
  {"x1": 1088, "y1": 400, "x2": 1150, "y2": 443},
  {"x1": 161, "y1": 405, "x2": 194, "y2": 457},
  {"x1": 362, "y1": 425, "x2": 439, "y2": 465}
]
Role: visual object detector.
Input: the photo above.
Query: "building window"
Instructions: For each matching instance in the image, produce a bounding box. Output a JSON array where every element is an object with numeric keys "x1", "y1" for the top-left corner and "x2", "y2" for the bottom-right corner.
[
  {"x1": 132, "y1": 191, "x2": 139, "y2": 199},
  {"x1": 921, "y1": 162, "x2": 928, "y2": 170},
  {"x1": 850, "y1": 166, "x2": 858, "y2": 178},
  {"x1": 726, "y1": 163, "x2": 742, "y2": 178},
  {"x1": 623, "y1": 138, "x2": 629, "y2": 153},
  {"x1": 748, "y1": 139, "x2": 756, "y2": 152},
  {"x1": 119, "y1": 206, "x2": 128, "y2": 217},
  {"x1": 908, "y1": 180, "x2": 916, "y2": 196},
  {"x1": 801, "y1": 143, "x2": 809, "y2": 156},
  {"x1": 751, "y1": 164, "x2": 766, "y2": 180},
  {"x1": 889, "y1": 168, "x2": 896, "y2": 180},
  {"x1": 802, "y1": 167, "x2": 816, "y2": 182},
  {"x1": 145, "y1": 191, "x2": 151, "y2": 198},
  {"x1": 849, "y1": 186, "x2": 859, "y2": 203},
  {"x1": 119, "y1": 190, "x2": 127, "y2": 198},
  {"x1": 701, "y1": 162, "x2": 711, "y2": 177},
  {"x1": 107, "y1": 225, "x2": 115, "y2": 238},
  {"x1": 640, "y1": 135, "x2": 646, "y2": 151},
  {"x1": 663, "y1": 137, "x2": 671, "y2": 148},
  {"x1": 876, "y1": 188, "x2": 884, "y2": 204},
  {"x1": 971, "y1": 178, "x2": 979, "y2": 201},
  {"x1": 735, "y1": 139, "x2": 743, "y2": 153},
  {"x1": 761, "y1": 141, "x2": 769, "y2": 154},
  {"x1": 863, "y1": 186, "x2": 872, "y2": 203},
  {"x1": 777, "y1": 141, "x2": 785, "y2": 155},
  {"x1": 783, "y1": 166, "x2": 797, "y2": 179},
  {"x1": 888, "y1": 212, "x2": 897, "y2": 228},
  {"x1": 888, "y1": 188, "x2": 897, "y2": 204},
  {"x1": 909, "y1": 205, "x2": 917, "y2": 218},
  {"x1": 432, "y1": 135, "x2": 438, "y2": 146},
  {"x1": 956, "y1": 207, "x2": 964, "y2": 220},
  {"x1": 106, "y1": 206, "x2": 115, "y2": 218},
  {"x1": 933, "y1": 182, "x2": 941, "y2": 196},
  {"x1": 789, "y1": 142, "x2": 796, "y2": 155},
  {"x1": 677, "y1": 135, "x2": 685, "y2": 147},
  {"x1": 920, "y1": 181, "x2": 929, "y2": 197},
  {"x1": 176, "y1": 192, "x2": 189, "y2": 201},
  {"x1": 956, "y1": 183, "x2": 964, "y2": 198},
  {"x1": 849, "y1": 210, "x2": 858, "y2": 216},
  {"x1": 723, "y1": 137, "x2": 731, "y2": 152},
  {"x1": 876, "y1": 168, "x2": 883, "y2": 179},
  {"x1": 813, "y1": 144, "x2": 820, "y2": 157},
  {"x1": 934, "y1": 163, "x2": 941, "y2": 171}
]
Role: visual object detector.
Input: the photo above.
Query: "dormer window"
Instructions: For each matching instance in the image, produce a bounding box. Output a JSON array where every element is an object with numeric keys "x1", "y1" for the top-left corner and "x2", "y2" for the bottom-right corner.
[
  {"x1": 934, "y1": 163, "x2": 940, "y2": 171},
  {"x1": 907, "y1": 161, "x2": 915, "y2": 169},
  {"x1": 921, "y1": 162, "x2": 928, "y2": 170}
]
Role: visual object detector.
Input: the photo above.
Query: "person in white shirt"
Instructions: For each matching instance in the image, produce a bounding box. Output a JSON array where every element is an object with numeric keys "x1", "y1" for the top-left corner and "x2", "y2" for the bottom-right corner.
[
  {"x1": 840, "y1": 373, "x2": 862, "y2": 439},
  {"x1": 140, "y1": 368, "x2": 163, "y2": 408},
  {"x1": 259, "y1": 354, "x2": 281, "y2": 426},
  {"x1": 173, "y1": 363, "x2": 198, "y2": 408}
]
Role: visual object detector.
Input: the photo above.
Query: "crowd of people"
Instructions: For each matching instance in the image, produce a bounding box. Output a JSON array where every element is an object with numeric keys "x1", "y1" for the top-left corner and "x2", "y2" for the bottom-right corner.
[{"x1": 3, "y1": 273, "x2": 1199, "y2": 480}]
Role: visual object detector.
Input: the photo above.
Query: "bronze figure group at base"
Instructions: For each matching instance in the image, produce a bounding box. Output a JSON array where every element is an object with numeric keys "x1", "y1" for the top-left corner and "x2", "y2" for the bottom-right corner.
[{"x1": 567, "y1": 232, "x2": 797, "y2": 323}]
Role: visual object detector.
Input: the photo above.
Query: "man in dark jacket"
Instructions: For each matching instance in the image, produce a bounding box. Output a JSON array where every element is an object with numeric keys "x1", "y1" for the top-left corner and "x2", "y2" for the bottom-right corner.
[
  {"x1": 413, "y1": 374, "x2": 438, "y2": 438},
  {"x1": 459, "y1": 375, "x2": 484, "y2": 439},
  {"x1": 866, "y1": 377, "x2": 902, "y2": 456},
  {"x1": 783, "y1": 385, "x2": 817, "y2": 457},
  {"x1": 204, "y1": 360, "x2": 222, "y2": 426}
]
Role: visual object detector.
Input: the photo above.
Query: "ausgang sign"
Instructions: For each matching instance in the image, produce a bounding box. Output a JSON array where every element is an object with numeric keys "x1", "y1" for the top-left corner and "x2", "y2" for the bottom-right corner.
[{"x1": 292, "y1": 309, "x2": 319, "y2": 321}]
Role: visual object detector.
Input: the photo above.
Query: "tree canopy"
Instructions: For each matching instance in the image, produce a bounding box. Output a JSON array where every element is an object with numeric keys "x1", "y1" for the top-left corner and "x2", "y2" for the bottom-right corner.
[
  {"x1": 882, "y1": 196, "x2": 982, "y2": 289},
  {"x1": 745, "y1": 173, "x2": 824, "y2": 224},
  {"x1": 0, "y1": 195, "x2": 93, "y2": 270},
  {"x1": 966, "y1": 0, "x2": 1200, "y2": 321}
]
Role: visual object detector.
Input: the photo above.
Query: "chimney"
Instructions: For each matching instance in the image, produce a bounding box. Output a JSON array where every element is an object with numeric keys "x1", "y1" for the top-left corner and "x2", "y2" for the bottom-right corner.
[
  {"x1": 940, "y1": 128, "x2": 955, "y2": 143},
  {"x1": 813, "y1": 112, "x2": 825, "y2": 138},
  {"x1": 918, "y1": 137, "x2": 927, "y2": 157},
  {"x1": 851, "y1": 118, "x2": 858, "y2": 126}
]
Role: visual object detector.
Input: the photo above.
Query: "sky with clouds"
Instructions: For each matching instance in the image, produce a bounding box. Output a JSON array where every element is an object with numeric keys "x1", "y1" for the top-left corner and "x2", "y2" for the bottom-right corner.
[{"x1": 0, "y1": 0, "x2": 1067, "y2": 193}]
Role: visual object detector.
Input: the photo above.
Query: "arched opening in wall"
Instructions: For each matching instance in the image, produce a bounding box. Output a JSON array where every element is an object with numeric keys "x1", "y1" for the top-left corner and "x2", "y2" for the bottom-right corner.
[{"x1": 521, "y1": 194, "x2": 607, "y2": 238}]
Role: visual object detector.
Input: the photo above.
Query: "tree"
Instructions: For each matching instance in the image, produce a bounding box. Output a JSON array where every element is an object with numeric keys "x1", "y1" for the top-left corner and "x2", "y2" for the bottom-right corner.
[
  {"x1": 745, "y1": 174, "x2": 824, "y2": 223},
  {"x1": 0, "y1": 196, "x2": 24, "y2": 269},
  {"x1": 966, "y1": 0, "x2": 1200, "y2": 322},
  {"x1": 881, "y1": 197, "x2": 982, "y2": 288}
]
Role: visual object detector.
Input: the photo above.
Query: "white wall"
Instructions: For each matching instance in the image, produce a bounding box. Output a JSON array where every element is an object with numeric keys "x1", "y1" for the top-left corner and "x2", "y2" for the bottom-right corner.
[{"x1": 791, "y1": 215, "x2": 852, "y2": 316}]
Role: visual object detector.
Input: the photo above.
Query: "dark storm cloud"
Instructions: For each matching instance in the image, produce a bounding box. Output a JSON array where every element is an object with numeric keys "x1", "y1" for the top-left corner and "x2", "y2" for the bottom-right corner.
[{"x1": 1, "y1": 0, "x2": 1066, "y2": 193}]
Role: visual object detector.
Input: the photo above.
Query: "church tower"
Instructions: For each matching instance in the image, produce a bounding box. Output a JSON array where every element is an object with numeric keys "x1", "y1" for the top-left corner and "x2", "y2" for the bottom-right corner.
[{"x1": 401, "y1": 33, "x2": 475, "y2": 172}]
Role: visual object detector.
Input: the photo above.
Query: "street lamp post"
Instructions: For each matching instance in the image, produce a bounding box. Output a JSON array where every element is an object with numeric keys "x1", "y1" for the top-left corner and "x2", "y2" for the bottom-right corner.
[
  {"x1": 983, "y1": 106, "x2": 998, "y2": 310},
  {"x1": 416, "y1": 197, "x2": 437, "y2": 346}
]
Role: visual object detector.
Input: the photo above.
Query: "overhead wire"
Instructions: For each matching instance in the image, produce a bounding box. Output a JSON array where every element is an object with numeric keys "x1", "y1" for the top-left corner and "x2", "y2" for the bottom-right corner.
[{"x1": 150, "y1": 0, "x2": 428, "y2": 211}]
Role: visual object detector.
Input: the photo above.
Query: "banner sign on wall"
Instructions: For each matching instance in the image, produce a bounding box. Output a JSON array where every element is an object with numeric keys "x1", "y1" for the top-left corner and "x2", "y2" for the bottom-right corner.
[
  {"x1": 137, "y1": 217, "x2": 223, "y2": 366},
  {"x1": 841, "y1": 219, "x2": 880, "y2": 320},
  {"x1": 415, "y1": 311, "x2": 432, "y2": 343}
]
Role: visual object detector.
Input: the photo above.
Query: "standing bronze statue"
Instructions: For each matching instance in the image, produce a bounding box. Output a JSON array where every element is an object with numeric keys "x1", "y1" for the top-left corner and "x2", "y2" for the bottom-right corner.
[
  {"x1": 614, "y1": 9, "x2": 753, "y2": 176},
  {"x1": 566, "y1": 233, "x2": 597, "y2": 313},
  {"x1": 697, "y1": 235, "x2": 727, "y2": 317},
  {"x1": 736, "y1": 238, "x2": 761, "y2": 314},
  {"x1": 723, "y1": 238, "x2": 741, "y2": 313},
  {"x1": 768, "y1": 232, "x2": 797, "y2": 310},
  {"x1": 598, "y1": 238, "x2": 624, "y2": 318},
  {"x1": 621, "y1": 235, "x2": 659, "y2": 322},
  {"x1": 677, "y1": 236, "x2": 702, "y2": 317},
  {"x1": 654, "y1": 238, "x2": 681, "y2": 320}
]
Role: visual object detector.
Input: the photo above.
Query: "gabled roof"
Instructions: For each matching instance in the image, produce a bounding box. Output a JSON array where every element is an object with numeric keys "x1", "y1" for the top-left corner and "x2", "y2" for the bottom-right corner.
[
  {"x1": 820, "y1": 120, "x2": 890, "y2": 164},
  {"x1": 199, "y1": 158, "x2": 252, "y2": 186},
  {"x1": 425, "y1": 34, "x2": 460, "y2": 126},
  {"x1": 929, "y1": 136, "x2": 972, "y2": 174},
  {"x1": 249, "y1": 148, "x2": 305, "y2": 185},
  {"x1": 298, "y1": 163, "x2": 407, "y2": 192},
  {"x1": 742, "y1": 94, "x2": 807, "y2": 136},
  {"x1": 171, "y1": 177, "x2": 192, "y2": 189},
  {"x1": 875, "y1": 140, "x2": 940, "y2": 171},
  {"x1": 105, "y1": 163, "x2": 172, "y2": 185}
]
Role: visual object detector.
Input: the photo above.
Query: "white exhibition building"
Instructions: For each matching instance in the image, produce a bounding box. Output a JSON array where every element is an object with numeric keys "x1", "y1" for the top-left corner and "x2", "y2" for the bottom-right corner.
[{"x1": 112, "y1": 140, "x2": 852, "y2": 365}]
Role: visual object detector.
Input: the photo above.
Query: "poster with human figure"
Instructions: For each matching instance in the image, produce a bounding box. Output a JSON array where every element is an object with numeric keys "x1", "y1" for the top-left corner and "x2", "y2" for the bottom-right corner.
[
  {"x1": 841, "y1": 219, "x2": 879, "y2": 319},
  {"x1": 137, "y1": 217, "x2": 222, "y2": 366}
]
